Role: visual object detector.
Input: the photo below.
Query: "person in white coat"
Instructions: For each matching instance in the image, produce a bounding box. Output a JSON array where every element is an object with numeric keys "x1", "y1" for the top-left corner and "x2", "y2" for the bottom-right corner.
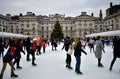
[{"x1": 94, "y1": 36, "x2": 104, "y2": 67}]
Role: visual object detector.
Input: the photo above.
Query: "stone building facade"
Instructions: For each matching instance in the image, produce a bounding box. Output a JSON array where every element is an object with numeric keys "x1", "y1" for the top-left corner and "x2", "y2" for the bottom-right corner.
[
  {"x1": 0, "y1": 14, "x2": 9, "y2": 32},
  {"x1": 0, "y1": 2, "x2": 119, "y2": 39},
  {"x1": 104, "y1": 2, "x2": 120, "y2": 31}
]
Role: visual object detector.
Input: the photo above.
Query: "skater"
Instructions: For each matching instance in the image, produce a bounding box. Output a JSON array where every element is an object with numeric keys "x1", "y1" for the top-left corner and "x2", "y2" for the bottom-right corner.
[
  {"x1": 88, "y1": 38, "x2": 95, "y2": 53},
  {"x1": 36, "y1": 37, "x2": 43, "y2": 55},
  {"x1": 30, "y1": 38, "x2": 38, "y2": 66},
  {"x1": 54, "y1": 39, "x2": 57, "y2": 51},
  {"x1": 13, "y1": 39, "x2": 25, "y2": 69},
  {"x1": 0, "y1": 38, "x2": 18, "y2": 79},
  {"x1": 66, "y1": 45, "x2": 74, "y2": 69},
  {"x1": 0, "y1": 40, "x2": 5, "y2": 59},
  {"x1": 81, "y1": 39, "x2": 86, "y2": 49},
  {"x1": 74, "y1": 37, "x2": 87, "y2": 74},
  {"x1": 62, "y1": 37, "x2": 72, "y2": 69},
  {"x1": 109, "y1": 37, "x2": 120, "y2": 71},
  {"x1": 94, "y1": 36, "x2": 104, "y2": 67},
  {"x1": 25, "y1": 37, "x2": 31, "y2": 61},
  {"x1": 43, "y1": 40, "x2": 46, "y2": 53}
]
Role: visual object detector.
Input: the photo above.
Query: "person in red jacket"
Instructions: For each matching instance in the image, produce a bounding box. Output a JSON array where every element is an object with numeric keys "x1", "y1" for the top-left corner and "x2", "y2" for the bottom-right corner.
[
  {"x1": 43, "y1": 40, "x2": 46, "y2": 53},
  {"x1": 36, "y1": 37, "x2": 43, "y2": 55},
  {"x1": 0, "y1": 38, "x2": 18, "y2": 79},
  {"x1": 29, "y1": 38, "x2": 38, "y2": 66}
]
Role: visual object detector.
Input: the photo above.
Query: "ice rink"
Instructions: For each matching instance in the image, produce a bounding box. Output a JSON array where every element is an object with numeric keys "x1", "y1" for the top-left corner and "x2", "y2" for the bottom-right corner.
[{"x1": 0, "y1": 43, "x2": 120, "y2": 79}]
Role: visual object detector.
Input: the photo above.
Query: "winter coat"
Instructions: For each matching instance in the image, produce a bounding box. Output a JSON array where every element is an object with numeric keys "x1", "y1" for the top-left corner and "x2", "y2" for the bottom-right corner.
[
  {"x1": 62, "y1": 40, "x2": 71, "y2": 52},
  {"x1": 39, "y1": 38, "x2": 43, "y2": 47},
  {"x1": 14, "y1": 45, "x2": 25, "y2": 58},
  {"x1": 113, "y1": 38, "x2": 120, "y2": 58},
  {"x1": 32, "y1": 41, "x2": 37, "y2": 51},
  {"x1": 94, "y1": 40, "x2": 103, "y2": 59},
  {"x1": 43, "y1": 43, "x2": 46, "y2": 48},
  {"x1": 74, "y1": 42, "x2": 86, "y2": 56}
]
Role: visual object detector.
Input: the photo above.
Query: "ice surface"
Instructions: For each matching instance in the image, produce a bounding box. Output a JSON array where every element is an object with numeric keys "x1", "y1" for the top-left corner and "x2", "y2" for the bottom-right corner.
[{"x1": 0, "y1": 43, "x2": 120, "y2": 79}]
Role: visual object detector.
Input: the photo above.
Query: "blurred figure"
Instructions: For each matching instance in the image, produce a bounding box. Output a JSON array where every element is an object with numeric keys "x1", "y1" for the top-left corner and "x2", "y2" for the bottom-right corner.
[
  {"x1": 13, "y1": 39, "x2": 25, "y2": 69},
  {"x1": 81, "y1": 39, "x2": 86, "y2": 49},
  {"x1": 0, "y1": 40, "x2": 5, "y2": 59},
  {"x1": 25, "y1": 37, "x2": 31, "y2": 61},
  {"x1": 109, "y1": 37, "x2": 120, "y2": 71},
  {"x1": 88, "y1": 38, "x2": 95, "y2": 53},
  {"x1": 43, "y1": 40, "x2": 46, "y2": 53},
  {"x1": 94, "y1": 36, "x2": 104, "y2": 67},
  {"x1": 36, "y1": 37, "x2": 43, "y2": 55},
  {"x1": 0, "y1": 38, "x2": 18, "y2": 79},
  {"x1": 74, "y1": 37, "x2": 87, "y2": 74},
  {"x1": 62, "y1": 37, "x2": 72, "y2": 69}
]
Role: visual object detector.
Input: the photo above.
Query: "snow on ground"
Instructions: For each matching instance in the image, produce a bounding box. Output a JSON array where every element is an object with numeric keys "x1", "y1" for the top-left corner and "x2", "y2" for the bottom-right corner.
[{"x1": 0, "y1": 43, "x2": 120, "y2": 79}]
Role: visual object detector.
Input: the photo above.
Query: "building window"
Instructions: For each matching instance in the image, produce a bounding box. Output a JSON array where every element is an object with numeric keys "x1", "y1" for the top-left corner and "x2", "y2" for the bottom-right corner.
[
  {"x1": 116, "y1": 24, "x2": 118, "y2": 29},
  {"x1": 84, "y1": 23, "x2": 87, "y2": 26},
  {"x1": 33, "y1": 27, "x2": 35, "y2": 30},
  {"x1": 42, "y1": 27, "x2": 44, "y2": 31},
  {"x1": 32, "y1": 24, "x2": 35, "y2": 26},
  {"x1": 70, "y1": 27, "x2": 72, "y2": 31},
  {"x1": 95, "y1": 25, "x2": 97, "y2": 27},
  {"x1": 46, "y1": 27, "x2": 48, "y2": 31},
  {"x1": 100, "y1": 25, "x2": 102, "y2": 27},
  {"x1": 79, "y1": 23, "x2": 82, "y2": 26},
  {"x1": 66, "y1": 26, "x2": 68, "y2": 31},
  {"x1": 89, "y1": 23, "x2": 92, "y2": 26},
  {"x1": 21, "y1": 24, "x2": 24, "y2": 26}
]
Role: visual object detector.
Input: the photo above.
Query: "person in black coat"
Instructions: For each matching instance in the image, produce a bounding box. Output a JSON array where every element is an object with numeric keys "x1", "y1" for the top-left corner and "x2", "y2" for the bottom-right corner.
[
  {"x1": 62, "y1": 37, "x2": 72, "y2": 69},
  {"x1": 0, "y1": 40, "x2": 5, "y2": 59},
  {"x1": 109, "y1": 37, "x2": 120, "y2": 71},
  {"x1": 74, "y1": 37, "x2": 87, "y2": 74},
  {"x1": 25, "y1": 37, "x2": 31, "y2": 61},
  {"x1": 13, "y1": 39, "x2": 25, "y2": 69}
]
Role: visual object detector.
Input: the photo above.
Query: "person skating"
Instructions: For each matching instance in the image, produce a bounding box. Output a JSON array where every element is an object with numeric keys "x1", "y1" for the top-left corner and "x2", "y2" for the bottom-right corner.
[
  {"x1": 88, "y1": 38, "x2": 95, "y2": 53},
  {"x1": 109, "y1": 37, "x2": 120, "y2": 71},
  {"x1": 43, "y1": 40, "x2": 46, "y2": 53},
  {"x1": 13, "y1": 39, "x2": 25, "y2": 69},
  {"x1": 74, "y1": 37, "x2": 87, "y2": 74},
  {"x1": 30, "y1": 38, "x2": 38, "y2": 66},
  {"x1": 36, "y1": 37, "x2": 43, "y2": 55},
  {"x1": 94, "y1": 36, "x2": 104, "y2": 67},
  {"x1": 62, "y1": 37, "x2": 72, "y2": 69},
  {"x1": 0, "y1": 38, "x2": 18, "y2": 79},
  {"x1": 0, "y1": 40, "x2": 5, "y2": 59},
  {"x1": 25, "y1": 37, "x2": 31, "y2": 61},
  {"x1": 66, "y1": 45, "x2": 74, "y2": 69}
]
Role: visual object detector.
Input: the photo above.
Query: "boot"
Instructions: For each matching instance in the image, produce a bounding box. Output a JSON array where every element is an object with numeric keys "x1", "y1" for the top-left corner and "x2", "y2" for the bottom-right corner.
[
  {"x1": 68, "y1": 61, "x2": 73, "y2": 69},
  {"x1": 26, "y1": 58, "x2": 31, "y2": 61},
  {"x1": 17, "y1": 66, "x2": 22, "y2": 69},
  {"x1": 109, "y1": 67, "x2": 112, "y2": 71},
  {"x1": 32, "y1": 63, "x2": 37, "y2": 66},
  {"x1": 66, "y1": 65, "x2": 69, "y2": 68},
  {"x1": 98, "y1": 63, "x2": 104, "y2": 67},
  {"x1": 11, "y1": 73, "x2": 18, "y2": 77},
  {"x1": 68, "y1": 66, "x2": 73, "y2": 69},
  {"x1": 0, "y1": 74, "x2": 2, "y2": 79},
  {"x1": 75, "y1": 68, "x2": 83, "y2": 74},
  {"x1": 76, "y1": 70, "x2": 83, "y2": 74},
  {"x1": 32, "y1": 58, "x2": 37, "y2": 66}
]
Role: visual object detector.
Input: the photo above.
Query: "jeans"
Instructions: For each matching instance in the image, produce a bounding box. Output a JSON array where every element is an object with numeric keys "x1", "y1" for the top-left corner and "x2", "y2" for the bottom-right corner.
[{"x1": 75, "y1": 56, "x2": 81, "y2": 70}]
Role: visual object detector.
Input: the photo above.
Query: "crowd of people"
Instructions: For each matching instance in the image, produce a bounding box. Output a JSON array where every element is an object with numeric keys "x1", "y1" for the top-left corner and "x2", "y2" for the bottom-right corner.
[
  {"x1": 62, "y1": 36, "x2": 120, "y2": 74},
  {"x1": 0, "y1": 36, "x2": 120, "y2": 79}
]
